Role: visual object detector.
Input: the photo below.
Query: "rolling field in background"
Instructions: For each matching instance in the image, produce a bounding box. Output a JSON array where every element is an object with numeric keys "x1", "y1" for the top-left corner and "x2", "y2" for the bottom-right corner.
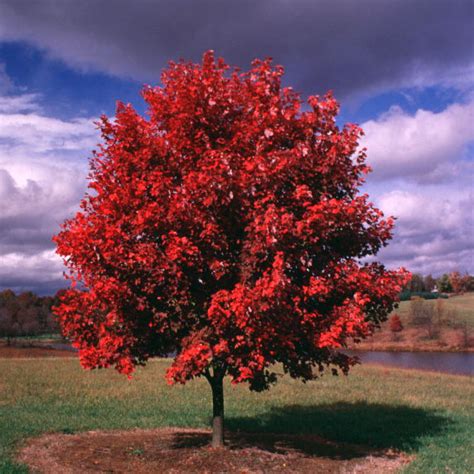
[
  {"x1": 396, "y1": 293, "x2": 474, "y2": 328},
  {"x1": 353, "y1": 293, "x2": 474, "y2": 352}
]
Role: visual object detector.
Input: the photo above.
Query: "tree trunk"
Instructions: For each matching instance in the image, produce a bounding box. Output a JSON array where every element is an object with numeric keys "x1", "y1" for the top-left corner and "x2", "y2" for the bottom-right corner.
[{"x1": 210, "y1": 375, "x2": 225, "y2": 448}]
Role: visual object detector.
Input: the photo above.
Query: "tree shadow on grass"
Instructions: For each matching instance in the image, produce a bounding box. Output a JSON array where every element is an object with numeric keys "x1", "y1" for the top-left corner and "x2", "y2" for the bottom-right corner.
[
  {"x1": 197, "y1": 402, "x2": 450, "y2": 459},
  {"x1": 171, "y1": 428, "x2": 375, "y2": 459},
  {"x1": 169, "y1": 403, "x2": 449, "y2": 459}
]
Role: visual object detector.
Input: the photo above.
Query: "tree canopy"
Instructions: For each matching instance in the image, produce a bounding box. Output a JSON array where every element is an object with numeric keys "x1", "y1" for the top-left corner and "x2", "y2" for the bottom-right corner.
[{"x1": 54, "y1": 52, "x2": 408, "y2": 445}]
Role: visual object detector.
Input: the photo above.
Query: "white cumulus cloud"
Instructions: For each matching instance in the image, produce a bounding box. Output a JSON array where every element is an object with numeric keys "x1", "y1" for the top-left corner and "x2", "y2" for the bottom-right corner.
[
  {"x1": 362, "y1": 97, "x2": 474, "y2": 275},
  {"x1": 367, "y1": 182, "x2": 473, "y2": 275},
  {"x1": 0, "y1": 93, "x2": 97, "y2": 294},
  {"x1": 362, "y1": 99, "x2": 474, "y2": 181}
]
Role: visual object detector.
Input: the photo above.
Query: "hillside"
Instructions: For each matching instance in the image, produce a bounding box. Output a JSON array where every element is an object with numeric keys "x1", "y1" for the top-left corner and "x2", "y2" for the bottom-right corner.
[{"x1": 351, "y1": 293, "x2": 474, "y2": 352}]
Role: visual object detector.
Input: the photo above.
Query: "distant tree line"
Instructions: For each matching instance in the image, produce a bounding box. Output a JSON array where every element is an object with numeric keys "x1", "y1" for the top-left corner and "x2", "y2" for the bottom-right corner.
[
  {"x1": 401, "y1": 271, "x2": 474, "y2": 300},
  {"x1": 1, "y1": 271, "x2": 472, "y2": 342},
  {"x1": 0, "y1": 290, "x2": 62, "y2": 343}
]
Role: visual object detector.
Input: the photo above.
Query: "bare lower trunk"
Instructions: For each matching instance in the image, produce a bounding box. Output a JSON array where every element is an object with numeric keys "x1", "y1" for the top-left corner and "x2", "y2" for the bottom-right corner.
[{"x1": 209, "y1": 375, "x2": 224, "y2": 448}]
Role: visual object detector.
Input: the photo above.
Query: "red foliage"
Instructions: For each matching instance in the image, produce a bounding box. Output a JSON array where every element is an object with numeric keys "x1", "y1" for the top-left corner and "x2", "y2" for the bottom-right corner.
[
  {"x1": 54, "y1": 51, "x2": 409, "y2": 390},
  {"x1": 389, "y1": 314, "x2": 403, "y2": 333},
  {"x1": 449, "y1": 271, "x2": 469, "y2": 294}
]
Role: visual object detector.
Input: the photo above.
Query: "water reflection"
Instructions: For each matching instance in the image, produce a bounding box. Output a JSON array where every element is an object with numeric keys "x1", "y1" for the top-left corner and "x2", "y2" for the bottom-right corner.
[{"x1": 348, "y1": 351, "x2": 473, "y2": 376}]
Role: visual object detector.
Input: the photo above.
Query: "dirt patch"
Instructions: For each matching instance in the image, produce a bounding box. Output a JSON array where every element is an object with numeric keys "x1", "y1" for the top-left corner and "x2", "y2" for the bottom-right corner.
[
  {"x1": 18, "y1": 428, "x2": 411, "y2": 473},
  {"x1": 0, "y1": 343, "x2": 75, "y2": 358}
]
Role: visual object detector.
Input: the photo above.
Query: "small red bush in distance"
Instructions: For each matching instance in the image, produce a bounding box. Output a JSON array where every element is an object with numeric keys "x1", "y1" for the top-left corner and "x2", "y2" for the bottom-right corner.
[
  {"x1": 54, "y1": 51, "x2": 409, "y2": 447},
  {"x1": 389, "y1": 314, "x2": 404, "y2": 333}
]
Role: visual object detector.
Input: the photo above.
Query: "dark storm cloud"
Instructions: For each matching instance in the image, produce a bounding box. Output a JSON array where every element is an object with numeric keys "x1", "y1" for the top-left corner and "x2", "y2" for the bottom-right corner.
[{"x1": 0, "y1": 0, "x2": 472, "y2": 99}]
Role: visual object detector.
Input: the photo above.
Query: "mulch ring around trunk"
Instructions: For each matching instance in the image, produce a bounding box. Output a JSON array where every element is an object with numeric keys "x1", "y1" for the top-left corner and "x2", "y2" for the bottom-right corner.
[{"x1": 17, "y1": 427, "x2": 412, "y2": 473}]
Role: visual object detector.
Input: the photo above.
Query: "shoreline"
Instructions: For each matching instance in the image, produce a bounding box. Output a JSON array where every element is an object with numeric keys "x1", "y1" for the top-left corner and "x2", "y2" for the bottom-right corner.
[
  {"x1": 356, "y1": 361, "x2": 473, "y2": 377},
  {"x1": 348, "y1": 344, "x2": 474, "y2": 353}
]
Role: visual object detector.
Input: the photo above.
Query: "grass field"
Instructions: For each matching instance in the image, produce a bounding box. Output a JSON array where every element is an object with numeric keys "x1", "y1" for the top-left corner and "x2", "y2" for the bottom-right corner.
[
  {"x1": 396, "y1": 293, "x2": 474, "y2": 328},
  {"x1": 0, "y1": 358, "x2": 472, "y2": 473}
]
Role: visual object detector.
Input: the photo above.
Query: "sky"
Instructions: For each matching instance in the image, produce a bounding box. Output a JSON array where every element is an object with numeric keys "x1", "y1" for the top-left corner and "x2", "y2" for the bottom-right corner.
[{"x1": 0, "y1": 0, "x2": 473, "y2": 295}]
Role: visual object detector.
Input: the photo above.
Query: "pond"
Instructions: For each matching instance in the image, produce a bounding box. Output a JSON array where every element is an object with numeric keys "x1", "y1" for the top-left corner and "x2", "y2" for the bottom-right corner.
[{"x1": 350, "y1": 350, "x2": 473, "y2": 376}]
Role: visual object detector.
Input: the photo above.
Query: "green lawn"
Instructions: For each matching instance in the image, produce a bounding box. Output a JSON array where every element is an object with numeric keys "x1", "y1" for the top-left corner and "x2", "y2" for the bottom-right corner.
[{"x1": 0, "y1": 358, "x2": 472, "y2": 473}]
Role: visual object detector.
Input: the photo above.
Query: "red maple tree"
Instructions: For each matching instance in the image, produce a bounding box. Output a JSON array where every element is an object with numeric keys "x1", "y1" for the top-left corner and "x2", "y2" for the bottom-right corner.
[{"x1": 54, "y1": 51, "x2": 409, "y2": 447}]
